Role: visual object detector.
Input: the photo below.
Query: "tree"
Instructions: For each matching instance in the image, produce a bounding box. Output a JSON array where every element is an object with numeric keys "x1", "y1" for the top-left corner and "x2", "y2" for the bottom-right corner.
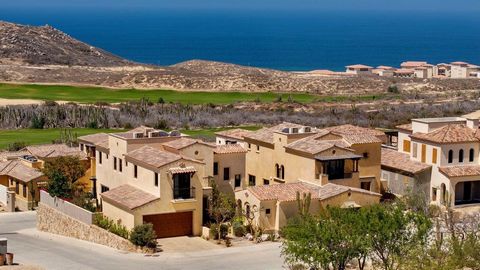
[
  {"x1": 366, "y1": 202, "x2": 431, "y2": 270},
  {"x1": 47, "y1": 171, "x2": 72, "y2": 198},
  {"x1": 208, "y1": 181, "x2": 235, "y2": 243},
  {"x1": 42, "y1": 156, "x2": 86, "y2": 186},
  {"x1": 296, "y1": 191, "x2": 311, "y2": 217}
]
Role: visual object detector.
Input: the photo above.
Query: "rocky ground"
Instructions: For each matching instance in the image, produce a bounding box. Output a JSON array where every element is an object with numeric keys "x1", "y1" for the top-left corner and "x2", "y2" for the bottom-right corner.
[{"x1": 1, "y1": 21, "x2": 479, "y2": 95}]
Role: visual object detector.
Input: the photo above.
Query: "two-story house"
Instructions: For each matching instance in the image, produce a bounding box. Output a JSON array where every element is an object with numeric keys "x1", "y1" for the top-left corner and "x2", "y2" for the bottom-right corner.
[
  {"x1": 383, "y1": 114, "x2": 480, "y2": 209},
  {"x1": 236, "y1": 123, "x2": 383, "y2": 232},
  {"x1": 78, "y1": 126, "x2": 214, "y2": 238}
]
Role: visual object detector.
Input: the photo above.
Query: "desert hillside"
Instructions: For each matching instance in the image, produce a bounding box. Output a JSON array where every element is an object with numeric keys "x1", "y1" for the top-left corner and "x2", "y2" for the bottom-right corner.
[{"x1": 0, "y1": 21, "x2": 479, "y2": 94}]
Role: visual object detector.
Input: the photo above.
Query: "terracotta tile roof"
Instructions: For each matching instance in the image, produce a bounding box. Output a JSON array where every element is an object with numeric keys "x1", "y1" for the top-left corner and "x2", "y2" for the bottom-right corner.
[
  {"x1": 214, "y1": 144, "x2": 248, "y2": 154},
  {"x1": 346, "y1": 64, "x2": 373, "y2": 69},
  {"x1": 286, "y1": 132, "x2": 352, "y2": 155},
  {"x1": 401, "y1": 61, "x2": 429, "y2": 67},
  {"x1": 396, "y1": 123, "x2": 413, "y2": 132},
  {"x1": 101, "y1": 184, "x2": 159, "y2": 210},
  {"x1": 247, "y1": 182, "x2": 380, "y2": 202},
  {"x1": 0, "y1": 160, "x2": 44, "y2": 182},
  {"x1": 381, "y1": 148, "x2": 431, "y2": 175},
  {"x1": 324, "y1": 124, "x2": 385, "y2": 137},
  {"x1": 451, "y1": 61, "x2": 469, "y2": 66},
  {"x1": 0, "y1": 150, "x2": 29, "y2": 161},
  {"x1": 78, "y1": 133, "x2": 109, "y2": 145},
  {"x1": 439, "y1": 165, "x2": 480, "y2": 178},
  {"x1": 215, "y1": 128, "x2": 253, "y2": 140},
  {"x1": 26, "y1": 144, "x2": 87, "y2": 159},
  {"x1": 162, "y1": 137, "x2": 198, "y2": 150},
  {"x1": 410, "y1": 124, "x2": 479, "y2": 144},
  {"x1": 377, "y1": 65, "x2": 395, "y2": 70},
  {"x1": 126, "y1": 145, "x2": 182, "y2": 168},
  {"x1": 341, "y1": 134, "x2": 383, "y2": 145}
]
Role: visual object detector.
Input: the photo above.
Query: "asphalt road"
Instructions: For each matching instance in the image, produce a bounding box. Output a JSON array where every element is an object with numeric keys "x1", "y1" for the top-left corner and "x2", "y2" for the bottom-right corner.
[{"x1": 0, "y1": 212, "x2": 285, "y2": 270}]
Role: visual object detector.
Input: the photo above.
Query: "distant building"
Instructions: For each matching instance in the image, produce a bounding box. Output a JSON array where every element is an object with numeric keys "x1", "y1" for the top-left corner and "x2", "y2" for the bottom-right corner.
[
  {"x1": 400, "y1": 61, "x2": 433, "y2": 79},
  {"x1": 345, "y1": 64, "x2": 373, "y2": 75},
  {"x1": 393, "y1": 68, "x2": 415, "y2": 78},
  {"x1": 373, "y1": 66, "x2": 395, "y2": 77},
  {"x1": 434, "y1": 63, "x2": 451, "y2": 78},
  {"x1": 450, "y1": 61, "x2": 480, "y2": 78}
]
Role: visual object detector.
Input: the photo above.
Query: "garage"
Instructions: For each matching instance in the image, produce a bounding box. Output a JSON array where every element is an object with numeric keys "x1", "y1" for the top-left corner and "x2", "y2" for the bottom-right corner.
[{"x1": 143, "y1": 211, "x2": 193, "y2": 238}]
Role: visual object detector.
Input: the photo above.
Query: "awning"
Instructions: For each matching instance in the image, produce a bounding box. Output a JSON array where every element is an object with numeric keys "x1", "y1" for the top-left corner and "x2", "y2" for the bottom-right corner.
[
  {"x1": 315, "y1": 154, "x2": 362, "y2": 161},
  {"x1": 168, "y1": 166, "x2": 197, "y2": 174}
]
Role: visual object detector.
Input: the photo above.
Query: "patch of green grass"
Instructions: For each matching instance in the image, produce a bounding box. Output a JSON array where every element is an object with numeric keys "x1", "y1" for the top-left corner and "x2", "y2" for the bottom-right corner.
[
  {"x1": 0, "y1": 128, "x2": 122, "y2": 150},
  {"x1": 0, "y1": 83, "x2": 393, "y2": 105},
  {"x1": 181, "y1": 126, "x2": 261, "y2": 139}
]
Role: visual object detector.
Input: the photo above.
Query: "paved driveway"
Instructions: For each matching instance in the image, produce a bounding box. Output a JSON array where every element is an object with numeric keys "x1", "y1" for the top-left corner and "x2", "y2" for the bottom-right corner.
[{"x1": 0, "y1": 212, "x2": 284, "y2": 270}]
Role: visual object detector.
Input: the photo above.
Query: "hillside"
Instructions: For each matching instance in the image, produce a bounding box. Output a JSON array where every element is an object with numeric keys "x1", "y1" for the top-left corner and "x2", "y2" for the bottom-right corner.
[
  {"x1": 0, "y1": 21, "x2": 479, "y2": 94},
  {"x1": 0, "y1": 21, "x2": 131, "y2": 67}
]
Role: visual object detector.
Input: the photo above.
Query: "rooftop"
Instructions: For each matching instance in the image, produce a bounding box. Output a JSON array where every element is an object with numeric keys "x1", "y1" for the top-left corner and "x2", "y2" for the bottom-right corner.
[
  {"x1": 26, "y1": 144, "x2": 87, "y2": 159},
  {"x1": 214, "y1": 144, "x2": 248, "y2": 154},
  {"x1": 346, "y1": 64, "x2": 373, "y2": 69},
  {"x1": 412, "y1": 117, "x2": 465, "y2": 124},
  {"x1": 162, "y1": 137, "x2": 198, "y2": 150},
  {"x1": 215, "y1": 128, "x2": 253, "y2": 140},
  {"x1": 0, "y1": 160, "x2": 44, "y2": 182},
  {"x1": 381, "y1": 148, "x2": 431, "y2": 175},
  {"x1": 77, "y1": 133, "x2": 109, "y2": 145},
  {"x1": 439, "y1": 165, "x2": 480, "y2": 178},
  {"x1": 410, "y1": 124, "x2": 479, "y2": 144},
  {"x1": 396, "y1": 123, "x2": 413, "y2": 132},
  {"x1": 125, "y1": 145, "x2": 182, "y2": 168},
  {"x1": 243, "y1": 122, "x2": 312, "y2": 144},
  {"x1": 401, "y1": 61, "x2": 430, "y2": 67},
  {"x1": 101, "y1": 184, "x2": 159, "y2": 210},
  {"x1": 247, "y1": 182, "x2": 380, "y2": 202}
]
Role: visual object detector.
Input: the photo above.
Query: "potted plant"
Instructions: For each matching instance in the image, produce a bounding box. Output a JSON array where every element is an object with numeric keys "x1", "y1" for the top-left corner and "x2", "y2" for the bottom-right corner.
[
  {"x1": 0, "y1": 253, "x2": 5, "y2": 266},
  {"x1": 6, "y1": 253, "x2": 13, "y2": 265}
]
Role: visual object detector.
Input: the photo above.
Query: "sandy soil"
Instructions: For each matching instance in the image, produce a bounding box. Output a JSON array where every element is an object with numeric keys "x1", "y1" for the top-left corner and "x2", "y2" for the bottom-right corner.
[{"x1": 0, "y1": 99, "x2": 70, "y2": 106}]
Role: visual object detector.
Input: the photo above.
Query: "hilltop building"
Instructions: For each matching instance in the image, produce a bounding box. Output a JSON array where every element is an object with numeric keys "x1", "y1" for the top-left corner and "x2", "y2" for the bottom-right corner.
[{"x1": 345, "y1": 64, "x2": 373, "y2": 75}]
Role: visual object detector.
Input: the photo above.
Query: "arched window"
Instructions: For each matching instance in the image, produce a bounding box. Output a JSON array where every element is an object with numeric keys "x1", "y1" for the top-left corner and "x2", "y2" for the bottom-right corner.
[
  {"x1": 275, "y1": 164, "x2": 280, "y2": 178},
  {"x1": 245, "y1": 204, "x2": 251, "y2": 218},
  {"x1": 469, "y1": 148, "x2": 475, "y2": 162},
  {"x1": 448, "y1": 150, "x2": 453, "y2": 163},
  {"x1": 281, "y1": 165, "x2": 285, "y2": 179},
  {"x1": 459, "y1": 149, "x2": 464, "y2": 163}
]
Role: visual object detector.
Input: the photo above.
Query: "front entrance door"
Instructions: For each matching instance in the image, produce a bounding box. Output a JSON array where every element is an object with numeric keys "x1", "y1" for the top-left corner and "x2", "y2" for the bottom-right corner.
[{"x1": 463, "y1": 181, "x2": 472, "y2": 201}]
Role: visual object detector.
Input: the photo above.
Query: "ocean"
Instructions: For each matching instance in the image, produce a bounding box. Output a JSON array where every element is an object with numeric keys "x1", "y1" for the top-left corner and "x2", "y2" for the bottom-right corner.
[{"x1": 1, "y1": 7, "x2": 480, "y2": 71}]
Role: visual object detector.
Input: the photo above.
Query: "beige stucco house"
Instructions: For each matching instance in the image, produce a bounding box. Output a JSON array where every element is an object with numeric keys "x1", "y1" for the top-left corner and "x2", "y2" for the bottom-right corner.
[
  {"x1": 450, "y1": 61, "x2": 480, "y2": 78},
  {"x1": 79, "y1": 127, "x2": 214, "y2": 238},
  {"x1": 384, "y1": 113, "x2": 480, "y2": 209},
  {"x1": 400, "y1": 61, "x2": 434, "y2": 79}
]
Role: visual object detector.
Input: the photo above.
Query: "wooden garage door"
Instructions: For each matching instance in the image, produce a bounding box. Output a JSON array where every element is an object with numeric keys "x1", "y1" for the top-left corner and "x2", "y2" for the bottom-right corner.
[{"x1": 143, "y1": 212, "x2": 193, "y2": 238}]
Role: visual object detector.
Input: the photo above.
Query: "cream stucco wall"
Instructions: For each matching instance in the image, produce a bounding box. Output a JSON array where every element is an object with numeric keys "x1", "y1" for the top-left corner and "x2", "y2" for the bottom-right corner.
[{"x1": 213, "y1": 152, "x2": 246, "y2": 197}]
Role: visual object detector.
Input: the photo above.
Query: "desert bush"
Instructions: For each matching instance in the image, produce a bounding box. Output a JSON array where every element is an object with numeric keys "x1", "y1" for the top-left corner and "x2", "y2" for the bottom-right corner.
[
  {"x1": 6, "y1": 141, "x2": 27, "y2": 151},
  {"x1": 130, "y1": 223, "x2": 157, "y2": 247},
  {"x1": 210, "y1": 223, "x2": 229, "y2": 240},
  {"x1": 232, "y1": 221, "x2": 246, "y2": 237},
  {"x1": 93, "y1": 214, "x2": 130, "y2": 239}
]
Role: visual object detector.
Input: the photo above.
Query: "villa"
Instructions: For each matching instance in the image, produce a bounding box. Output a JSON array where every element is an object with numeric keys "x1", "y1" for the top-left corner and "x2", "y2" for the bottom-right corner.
[
  {"x1": 450, "y1": 61, "x2": 480, "y2": 78},
  {"x1": 382, "y1": 112, "x2": 480, "y2": 208},
  {"x1": 345, "y1": 64, "x2": 373, "y2": 75},
  {"x1": 400, "y1": 61, "x2": 434, "y2": 79},
  {"x1": 0, "y1": 144, "x2": 88, "y2": 210}
]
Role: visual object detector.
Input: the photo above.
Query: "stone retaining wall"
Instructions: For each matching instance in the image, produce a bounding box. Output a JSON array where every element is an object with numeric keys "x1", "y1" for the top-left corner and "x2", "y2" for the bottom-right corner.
[{"x1": 37, "y1": 203, "x2": 140, "y2": 253}]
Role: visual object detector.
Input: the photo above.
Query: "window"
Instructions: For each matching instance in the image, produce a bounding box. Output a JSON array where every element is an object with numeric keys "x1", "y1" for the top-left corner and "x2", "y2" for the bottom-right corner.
[
  {"x1": 448, "y1": 150, "x2": 453, "y2": 163},
  {"x1": 459, "y1": 149, "x2": 464, "y2": 163},
  {"x1": 173, "y1": 173, "x2": 192, "y2": 199},
  {"x1": 80, "y1": 144, "x2": 84, "y2": 151},
  {"x1": 246, "y1": 204, "x2": 251, "y2": 218},
  {"x1": 256, "y1": 145, "x2": 260, "y2": 151},
  {"x1": 15, "y1": 181, "x2": 19, "y2": 194},
  {"x1": 470, "y1": 148, "x2": 475, "y2": 162},
  {"x1": 134, "y1": 165, "x2": 138, "y2": 178},
  {"x1": 275, "y1": 164, "x2": 280, "y2": 178},
  {"x1": 403, "y1": 140, "x2": 411, "y2": 153},
  {"x1": 360, "y1": 182, "x2": 371, "y2": 191},
  {"x1": 432, "y1": 148, "x2": 438, "y2": 164},
  {"x1": 281, "y1": 165, "x2": 285, "y2": 179},
  {"x1": 154, "y1": 173, "x2": 159, "y2": 187},
  {"x1": 234, "y1": 174, "x2": 241, "y2": 188},
  {"x1": 101, "y1": 185, "x2": 109, "y2": 193},
  {"x1": 248, "y1": 175, "x2": 256, "y2": 186},
  {"x1": 412, "y1": 143, "x2": 418, "y2": 158},
  {"x1": 119, "y1": 158, "x2": 123, "y2": 172},
  {"x1": 213, "y1": 162, "x2": 218, "y2": 175},
  {"x1": 23, "y1": 184, "x2": 27, "y2": 197},
  {"x1": 265, "y1": 208, "x2": 271, "y2": 215},
  {"x1": 263, "y1": 179, "x2": 270, "y2": 185},
  {"x1": 99, "y1": 152, "x2": 102, "y2": 164},
  {"x1": 421, "y1": 144, "x2": 426, "y2": 163},
  {"x1": 125, "y1": 160, "x2": 128, "y2": 167},
  {"x1": 113, "y1": 157, "x2": 117, "y2": 170},
  {"x1": 223, "y1": 167, "x2": 230, "y2": 181},
  {"x1": 432, "y1": 187, "x2": 437, "y2": 201}
]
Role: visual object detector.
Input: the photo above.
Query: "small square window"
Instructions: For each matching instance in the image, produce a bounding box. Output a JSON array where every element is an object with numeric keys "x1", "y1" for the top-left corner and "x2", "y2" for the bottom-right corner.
[
  {"x1": 266, "y1": 208, "x2": 271, "y2": 215},
  {"x1": 263, "y1": 179, "x2": 270, "y2": 185}
]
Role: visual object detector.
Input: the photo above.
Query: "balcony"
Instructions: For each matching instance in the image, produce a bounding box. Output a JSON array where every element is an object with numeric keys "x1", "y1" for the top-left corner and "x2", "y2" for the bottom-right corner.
[{"x1": 173, "y1": 187, "x2": 196, "y2": 200}]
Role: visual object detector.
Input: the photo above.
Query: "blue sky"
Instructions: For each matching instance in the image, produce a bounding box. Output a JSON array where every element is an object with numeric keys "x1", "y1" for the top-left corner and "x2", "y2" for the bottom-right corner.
[{"x1": 3, "y1": 0, "x2": 480, "y2": 12}]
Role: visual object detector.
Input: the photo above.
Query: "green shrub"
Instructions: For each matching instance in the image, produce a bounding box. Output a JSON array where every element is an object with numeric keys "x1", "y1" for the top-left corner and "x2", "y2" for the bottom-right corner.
[
  {"x1": 388, "y1": 84, "x2": 399, "y2": 94},
  {"x1": 232, "y1": 221, "x2": 246, "y2": 237},
  {"x1": 210, "y1": 223, "x2": 229, "y2": 240},
  {"x1": 110, "y1": 222, "x2": 130, "y2": 239},
  {"x1": 7, "y1": 141, "x2": 27, "y2": 151},
  {"x1": 93, "y1": 214, "x2": 129, "y2": 239},
  {"x1": 30, "y1": 115, "x2": 46, "y2": 129},
  {"x1": 130, "y1": 223, "x2": 157, "y2": 247}
]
